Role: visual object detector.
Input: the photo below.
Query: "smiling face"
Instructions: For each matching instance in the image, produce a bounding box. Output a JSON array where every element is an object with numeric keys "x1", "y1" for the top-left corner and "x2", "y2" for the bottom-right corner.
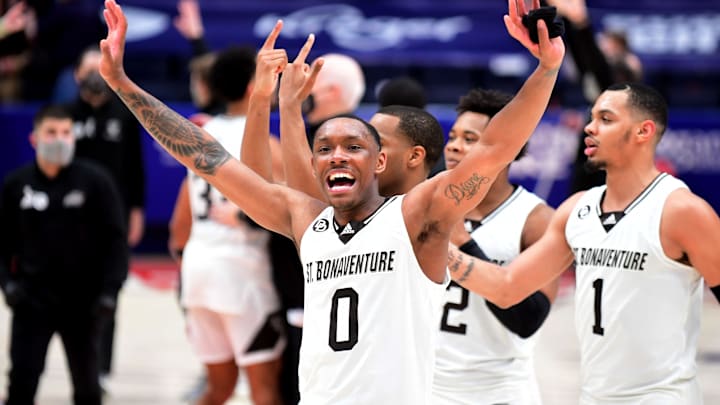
[
  {"x1": 444, "y1": 111, "x2": 490, "y2": 170},
  {"x1": 312, "y1": 117, "x2": 386, "y2": 210}
]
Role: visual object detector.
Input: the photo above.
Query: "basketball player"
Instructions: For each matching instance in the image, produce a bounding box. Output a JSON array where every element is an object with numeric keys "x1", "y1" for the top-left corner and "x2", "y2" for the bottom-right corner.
[
  {"x1": 171, "y1": 47, "x2": 286, "y2": 405},
  {"x1": 449, "y1": 82, "x2": 720, "y2": 403},
  {"x1": 434, "y1": 88, "x2": 560, "y2": 404},
  {"x1": 97, "y1": 0, "x2": 565, "y2": 402}
]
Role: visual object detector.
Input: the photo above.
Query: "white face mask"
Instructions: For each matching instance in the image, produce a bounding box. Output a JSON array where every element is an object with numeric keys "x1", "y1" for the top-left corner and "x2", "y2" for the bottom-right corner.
[{"x1": 37, "y1": 138, "x2": 75, "y2": 167}]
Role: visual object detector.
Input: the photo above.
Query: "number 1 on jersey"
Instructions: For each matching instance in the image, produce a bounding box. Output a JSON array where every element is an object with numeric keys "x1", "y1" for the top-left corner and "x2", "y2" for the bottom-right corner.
[{"x1": 592, "y1": 278, "x2": 605, "y2": 336}]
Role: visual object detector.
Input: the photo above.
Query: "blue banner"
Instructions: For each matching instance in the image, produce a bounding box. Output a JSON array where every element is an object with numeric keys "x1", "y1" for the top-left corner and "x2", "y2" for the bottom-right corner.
[{"x1": 112, "y1": 0, "x2": 720, "y2": 73}]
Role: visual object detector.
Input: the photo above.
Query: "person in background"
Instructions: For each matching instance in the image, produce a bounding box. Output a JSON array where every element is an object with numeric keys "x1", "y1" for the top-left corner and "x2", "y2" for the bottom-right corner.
[
  {"x1": 545, "y1": 0, "x2": 643, "y2": 194},
  {"x1": 0, "y1": 104, "x2": 127, "y2": 405},
  {"x1": 63, "y1": 45, "x2": 145, "y2": 393},
  {"x1": 170, "y1": 46, "x2": 286, "y2": 405},
  {"x1": 376, "y1": 76, "x2": 427, "y2": 109}
]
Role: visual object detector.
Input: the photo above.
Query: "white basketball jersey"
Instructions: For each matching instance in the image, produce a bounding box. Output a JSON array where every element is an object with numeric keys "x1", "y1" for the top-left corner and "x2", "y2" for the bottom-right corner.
[
  {"x1": 566, "y1": 173, "x2": 703, "y2": 404},
  {"x1": 298, "y1": 195, "x2": 447, "y2": 404},
  {"x1": 433, "y1": 186, "x2": 545, "y2": 405},
  {"x1": 182, "y1": 115, "x2": 275, "y2": 314}
]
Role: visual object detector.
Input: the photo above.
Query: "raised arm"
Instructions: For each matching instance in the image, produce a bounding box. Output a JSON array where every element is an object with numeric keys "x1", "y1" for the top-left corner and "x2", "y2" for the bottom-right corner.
[
  {"x1": 240, "y1": 20, "x2": 287, "y2": 182},
  {"x1": 449, "y1": 193, "x2": 580, "y2": 308},
  {"x1": 278, "y1": 34, "x2": 326, "y2": 201},
  {"x1": 98, "y1": 0, "x2": 321, "y2": 240},
  {"x1": 403, "y1": 0, "x2": 565, "y2": 282},
  {"x1": 406, "y1": 0, "x2": 564, "y2": 225}
]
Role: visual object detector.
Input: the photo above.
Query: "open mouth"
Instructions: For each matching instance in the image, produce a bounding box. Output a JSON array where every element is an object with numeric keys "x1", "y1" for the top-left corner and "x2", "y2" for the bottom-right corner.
[
  {"x1": 327, "y1": 172, "x2": 356, "y2": 192},
  {"x1": 584, "y1": 137, "x2": 598, "y2": 156}
]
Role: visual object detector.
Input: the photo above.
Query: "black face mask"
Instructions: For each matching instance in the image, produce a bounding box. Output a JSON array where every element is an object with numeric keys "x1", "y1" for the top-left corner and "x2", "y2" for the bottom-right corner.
[
  {"x1": 79, "y1": 71, "x2": 111, "y2": 98},
  {"x1": 302, "y1": 93, "x2": 315, "y2": 116}
]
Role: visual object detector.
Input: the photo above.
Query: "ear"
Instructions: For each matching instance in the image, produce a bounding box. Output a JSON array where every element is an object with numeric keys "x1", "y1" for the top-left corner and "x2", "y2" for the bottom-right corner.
[
  {"x1": 375, "y1": 150, "x2": 387, "y2": 175},
  {"x1": 406, "y1": 145, "x2": 427, "y2": 170},
  {"x1": 636, "y1": 119, "x2": 657, "y2": 144},
  {"x1": 29, "y1": 132, "x2": 38, "y2": 149}
]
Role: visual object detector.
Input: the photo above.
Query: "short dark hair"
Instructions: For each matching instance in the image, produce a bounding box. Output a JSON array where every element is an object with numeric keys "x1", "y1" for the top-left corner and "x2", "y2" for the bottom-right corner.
[
  {"x1": 75, "y1": 45, "x2": 101, "y2": 71},
  {"x1": 377, "y1": 77, "x2": 427, "y2": 109},
  {"x1": 209, "y1": 46, "x2": 256, "y2": 103},
  {"x1": 376, "y1": 105, "x2": 445, "y2": 170},
  {"x1": 317, "y1": 114, "x2": 382, "y2": 149},
  {"x1": 33, "y1": 105, "x2": 72, "y2": 128},
  {"x1": 456, "y1": 88, "x2": 527, "y2": 160},
  {"x1": 606, "y1": 82, "x2": 668, "y2": 138}
]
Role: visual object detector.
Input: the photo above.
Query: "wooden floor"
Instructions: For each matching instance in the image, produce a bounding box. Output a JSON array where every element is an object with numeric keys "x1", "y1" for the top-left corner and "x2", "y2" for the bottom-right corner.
[{"x1": 1, "y1": 256, "x2": 719, "y2": 404}]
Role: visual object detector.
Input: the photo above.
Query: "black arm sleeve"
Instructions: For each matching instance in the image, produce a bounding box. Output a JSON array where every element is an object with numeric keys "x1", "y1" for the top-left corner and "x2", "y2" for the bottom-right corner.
[
  {"x1": 485, "y1": 291, "x2": 551, "y2": 338},
  {"x1": 189, "y1": 37, "x2": 211, "y2": 58},
  {"x1": 711, "y1": 285, "x2": 720, "y2": 304},
  {"x1": 458, "y1": 238, "x2": 552, "y2": 338},
  {"x1": 458, "y1": 239, "x2": 490, "y2": 261},
  {"x1": 93, "y1": 168, "x2": 130, "y2": 297},
  {"x1": 564, "y1": 22, "x2": 614, "y2": 91}
]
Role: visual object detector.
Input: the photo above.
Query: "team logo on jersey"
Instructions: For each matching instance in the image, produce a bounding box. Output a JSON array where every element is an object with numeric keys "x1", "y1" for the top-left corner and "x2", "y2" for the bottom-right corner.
[
  {"x1": 19, "y1": 185, "x2": 49, "y2": 211},
  {"x1": 63, "y1": 190, "x2": 86, "y2": 208},
  {"x1": 577, "y1": 205, "x2": 591, "y2": 219},
  {"x1": 312, "y1": 218, "x2": 329, "y2": 232}
]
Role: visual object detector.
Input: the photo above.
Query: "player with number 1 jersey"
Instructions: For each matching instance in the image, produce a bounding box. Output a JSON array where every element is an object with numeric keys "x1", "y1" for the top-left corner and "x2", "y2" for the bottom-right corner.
[{"x1": 567, "y1": 173, "x2": 703, "y2": 403}]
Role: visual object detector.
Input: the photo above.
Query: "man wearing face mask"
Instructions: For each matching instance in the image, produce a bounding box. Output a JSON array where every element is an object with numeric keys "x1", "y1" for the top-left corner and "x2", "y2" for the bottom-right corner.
[
  {"x1": 63, "y1": 45, "x2": 145, "y2": 390},
  {"x1": 0, "y1": 105, "x2": 128, "y2": 405}
]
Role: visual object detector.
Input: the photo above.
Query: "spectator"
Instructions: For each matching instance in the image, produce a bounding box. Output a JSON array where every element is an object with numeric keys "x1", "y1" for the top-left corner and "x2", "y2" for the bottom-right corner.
[
  {"x1": 63, "y1": 45, "x2": 145, "y2": 393},
  {"x1": 0, "y1": 104, "x2": 127, "y2": 405},
  {"x1": 546, "y1": 0, "x2": 643, "y2": 194},
  {"x1": 376, "y1": 76, "x2": 427, "y2": 109}
]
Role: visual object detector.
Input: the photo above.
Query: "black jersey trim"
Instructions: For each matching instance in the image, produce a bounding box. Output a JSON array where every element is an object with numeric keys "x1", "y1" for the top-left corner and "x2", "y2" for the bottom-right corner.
[
  {"x1": 625, "y1": 173, "x2": 668, "y2": 213},
  {"x1": 332, "y1": 196, "x2": 398, "y2": 244},
  {"x1": 595, "y1": 173, "x2": 668, "y2": 232}
]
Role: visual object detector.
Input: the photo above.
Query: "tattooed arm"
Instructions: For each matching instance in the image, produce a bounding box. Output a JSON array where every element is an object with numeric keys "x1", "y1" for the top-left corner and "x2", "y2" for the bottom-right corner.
[
  {"x1": 97, "y1": 0, "x2": 323, "y2": 241},
  {"x1": 401, "y1": 0, "x2": 565, "y2": 282},
  {"x1": 447, "y1": 194, "x2": 579, "y2": 307}
]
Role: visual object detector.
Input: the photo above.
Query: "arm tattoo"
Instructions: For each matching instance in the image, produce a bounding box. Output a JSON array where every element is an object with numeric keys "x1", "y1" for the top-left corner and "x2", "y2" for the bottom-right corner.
[
  {"x1": 117, "y1": 89, "x2": 231, "y2": 175},
  {"x1": 448, "y1": 250, "x2": 463, "y2": 274},
  {"x1": 444, "y1": 172, "x2": 490, "y2": 205},
  {"x1": 457, "y1": 258, "x2": 476, "y2": 283}
]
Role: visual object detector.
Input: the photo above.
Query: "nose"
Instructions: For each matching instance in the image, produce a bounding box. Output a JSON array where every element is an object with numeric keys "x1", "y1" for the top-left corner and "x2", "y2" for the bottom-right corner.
[
  {"x1": 329, "y1": 145, "x2": 348, "y2": 164},
  {"x1": 445, "y1": 137, "x2": 460, "y2": 152},
  {"x1": 584, "y1": 120, "x2": 596, "y2": 136}
]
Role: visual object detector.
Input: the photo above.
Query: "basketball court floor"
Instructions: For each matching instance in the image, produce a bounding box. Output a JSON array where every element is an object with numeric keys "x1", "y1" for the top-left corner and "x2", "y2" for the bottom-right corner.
[{"x1": 1, "y1": 256, "x2": 718, "y2": 404}]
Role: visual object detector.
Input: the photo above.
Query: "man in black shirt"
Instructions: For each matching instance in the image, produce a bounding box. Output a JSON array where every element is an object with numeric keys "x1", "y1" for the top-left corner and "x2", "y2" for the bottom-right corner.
[
  {"x1": 64, "y1": 46, "x2": 145, "y2": 386},
  {"x1": 0, "y1": 105, "x2": 128, "y2": 405}
]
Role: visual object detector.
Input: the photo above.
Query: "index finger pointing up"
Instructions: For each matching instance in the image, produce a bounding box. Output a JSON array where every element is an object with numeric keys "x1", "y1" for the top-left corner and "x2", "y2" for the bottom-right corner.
[
  {"x1": 294, "y1": 33, "x2": 315, "y2": 65},
  {"x1": 262, "y1": 20, "x2": 283, "y2": 50}
]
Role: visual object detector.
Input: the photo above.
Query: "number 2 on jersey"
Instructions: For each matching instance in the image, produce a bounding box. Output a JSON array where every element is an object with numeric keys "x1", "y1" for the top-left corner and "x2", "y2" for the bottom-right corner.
[
  {"x1": 329, "y1": 288, "x2": 359, "y2": 351},
  {"x1": 440, "y1": 281, "x2": 469, "y2": 334},
  {"x1": 592, "y1": 278, "x2": 605, "y2": 335}
]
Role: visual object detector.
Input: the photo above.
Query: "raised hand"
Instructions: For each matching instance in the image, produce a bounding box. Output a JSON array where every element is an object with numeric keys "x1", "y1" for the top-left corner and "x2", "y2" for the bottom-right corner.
[
  {"x1": 173, "y1": 0, "x2": 204, "y2": 40},
  {"x1": 99, "y1": 0, "x2": 128, "y2": 88},
  {"x1": 504, "y1": 0, "x2": 565, "y2": 71},
  {"x1": 254, "y1": 20, "x2": 288, "y2": 99},
  {"x1": 1, "y1": 2, "x2": 28, "y2": 37},
  {"x1": 278, "y1": 34, "x2": 324, "y2": 106}
]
